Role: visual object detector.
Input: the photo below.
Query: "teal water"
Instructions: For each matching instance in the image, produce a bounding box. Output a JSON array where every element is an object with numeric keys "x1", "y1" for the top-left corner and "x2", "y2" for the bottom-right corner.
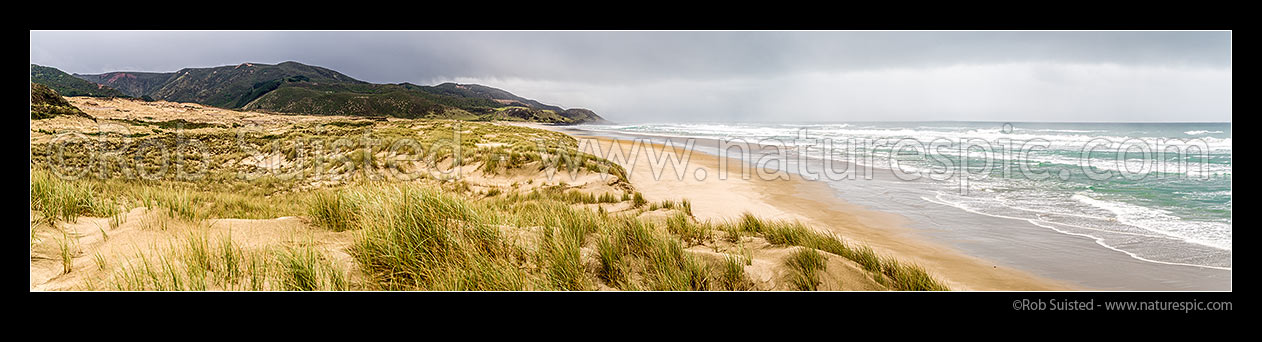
[{"x1": 579, "y1": 121, "x2": 1232, "y2": 271}]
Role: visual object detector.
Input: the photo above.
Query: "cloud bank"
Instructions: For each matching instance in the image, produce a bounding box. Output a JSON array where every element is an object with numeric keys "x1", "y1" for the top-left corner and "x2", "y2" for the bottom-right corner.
[{"x1": 30, "y1": 31, "x2": 1232, "y2": 122}]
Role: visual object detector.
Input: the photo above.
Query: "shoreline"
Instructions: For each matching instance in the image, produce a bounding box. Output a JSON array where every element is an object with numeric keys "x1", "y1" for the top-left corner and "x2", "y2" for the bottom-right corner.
[
  {"x1": 536, "y1": 123, "x2": 1232, "y2": 291},
  {"x1": 517, "y1": 122, "x2": 1072, "y2": 290}
]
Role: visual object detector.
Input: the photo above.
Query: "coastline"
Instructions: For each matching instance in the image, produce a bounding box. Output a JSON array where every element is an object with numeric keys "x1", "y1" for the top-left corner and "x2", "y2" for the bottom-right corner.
[{"x1": 518, "y1": 122, "x2": 1072, "y2": 290}]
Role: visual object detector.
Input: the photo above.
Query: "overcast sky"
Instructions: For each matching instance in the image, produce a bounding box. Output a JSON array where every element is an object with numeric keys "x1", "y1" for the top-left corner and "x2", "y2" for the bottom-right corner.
[{"x1": 30, "y1": 31, "x2": 1232, "y2": 122}]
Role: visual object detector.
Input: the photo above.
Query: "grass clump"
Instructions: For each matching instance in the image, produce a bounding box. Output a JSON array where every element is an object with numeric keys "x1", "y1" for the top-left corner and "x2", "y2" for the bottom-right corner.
[
  {"x1": 595, "y1": 234, "x2": 630, "y2": 287},
  {"x1": 876, "y1": 258, "x2": 948, "y2": 291},
  {"x1": 595, "y1": 217, "x2": 712, "y2": 291},
  {"x1": 307, "y1": 190, "x2": 359, "y2": 231},
  {"x1": 632, "y1": 192, "x2": 647, "y2": 208},
  {"x1": 55, "y1": 230, "x2": 78, "y2": 274},
  {"x1": 102, "y1": 232, "x2": 350, "y2": 291},
  {"x1": 641, "y1": 240, "x2": 712, "y2": 291},
  {"x1": 597, "y1": 192, "x2": 618, "y2": 203},
  {"x1": 30, "y1": 169, "x2": 119, "y2": 224},
  {"x1": 785, "y1": 248, "x2": 827, "y2": 291},
  {"x1": 540, "y1": 225, "x2": 588, "y2": 290},
  {"x1": 348, "y1": 184, "x2": 530, "y2": 290},
  {"x1": 736, "y1": 212, "x2": 948, "y2": 291},
  {"x1": 717, "y1": 255, "x2": 753, "y2": 291},
  {"x1": 665, "y1": 212, "x2": 710, "y2": 246},
  {"x1": 277, "y1": 243, "x2": 348, "y2": 291}
]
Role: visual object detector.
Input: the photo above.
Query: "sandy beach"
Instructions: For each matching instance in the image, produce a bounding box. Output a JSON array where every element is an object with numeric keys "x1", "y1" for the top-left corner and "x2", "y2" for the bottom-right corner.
[{"x1": 514, "y1": 122, "x2": 1071, "y2": 290}]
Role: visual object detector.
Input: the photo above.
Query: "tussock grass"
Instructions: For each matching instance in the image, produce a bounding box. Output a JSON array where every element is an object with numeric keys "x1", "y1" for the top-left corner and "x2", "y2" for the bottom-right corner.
[
  {"x1": 666, "y1": 212, "x2": 711, "y2": 246},
  {"x1": 594, "y1": 217, "x2": 713, "y2": 291},
  {"x1": 653, "y1": 199, "x2": 679, "y2": 211},
  {"x1": 731, "y1": 212, "x2": 949, "y2": 291},
  {"x1": 32, "y1": 168, "x2": 310, "y2": 222},
  {"x1": 139, "y1": 210, "x2": 172, "y2": 231},
  {"x1": 595, "y1": 233, "x2": 629, "y2": 287},
  {"x1": 102, "y1": 231, "x2": 350, "y2": 291},
  {"x1": 597, "y1": 192, "x2": 618, "y2": 203},
  {"x1": 34, "y1": 118, "x2": 951, "y2": 292},
  {"x1": 738, "y1": 212, "x2": 765, "y2": 233},
  {"x1": 55, "y1": 230, "x2": 77, "y2": 274},
  {"x1": 246, "y1": 251, "x2": 272, "y2": 291},
  {"x1": 718, "y1": 255, "x2": 754, "y2": 291},
  {"x1": 182, "y1": 230, "x2": 213, "y2": 282},
  {"x1": 875, "y1": 258, "x2": 948, "y2": 291},
  {"x1": 94, "y1": 252, "x2": 108, "y2": 271},
  {"x1": 506, "y1": 186, "x2": 624, "y2": 206},
  {"x1": 720, "y1": 221, "x2": 743, "y2": 243},
  {"x1": 785, "y1": 248, "x2": 827, "y2": 291},
  {"x1": 307, "y1": 190, "x2": 359, "y2": 232},
  {"x1": 850, "y1": 245, "x2": 882, "y2": 272},
  {"x1": 641, "y1": 240, "x2": 712, "y2": 291},
  {"x1": 108, "y1": 209, "x2": 127, "y2": 229},
  {"x1": 30, "y1": 169, "x2": 119, "y2": 224},
  {"x1": 154, "y1": 189, "x2": 200, "y2": 222},
  {"x1": 632, "y1": 192, "x2": 647, "y2": 208},
  {"x1": 540, "y1": 225, "x2": 588, "y2": 290},
  {"x1": 277, "y1": 243, "x2": 348, "y2": 291},
  {"x1": 218, "y1": 233, "x2": 243, "y2": 284},
  {"x1": 348, "y1": 184, "x2": 531, "y2": 290}
]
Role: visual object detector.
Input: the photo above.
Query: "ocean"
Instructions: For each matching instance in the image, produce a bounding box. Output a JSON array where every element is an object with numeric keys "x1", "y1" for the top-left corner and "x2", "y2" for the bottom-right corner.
[{"x1": 575, "y1": 121, "x2": 1232, "y2": 289}]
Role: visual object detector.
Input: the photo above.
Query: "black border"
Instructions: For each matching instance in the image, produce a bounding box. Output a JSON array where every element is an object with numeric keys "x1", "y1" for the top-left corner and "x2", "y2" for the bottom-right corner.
[{"x1": 25, "y1": 11, "x2": 1231, "y2": 324}]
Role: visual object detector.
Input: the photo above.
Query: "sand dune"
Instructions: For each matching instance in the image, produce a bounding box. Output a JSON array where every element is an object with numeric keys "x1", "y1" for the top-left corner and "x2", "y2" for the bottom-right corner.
[{"x1": 547, "y1": 130, "x2": 1071, "y2": 291}]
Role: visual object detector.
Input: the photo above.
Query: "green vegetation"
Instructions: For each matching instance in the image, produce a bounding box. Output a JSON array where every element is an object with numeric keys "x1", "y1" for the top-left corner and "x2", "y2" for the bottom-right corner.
[
  {"x1": 595, "y1": 218, "x2": 713, "y2": 291},
  {"x1": 31, "y1": 116, "x2": 948, "y2": 292},
  {"x1": 31, "y1": 64, "x2": 127, "y2": 98},
  {"x1": 346, "y1": 184, "x2": 532, "y2": 290},
  {"x1": 117, "y1": 118, "x2": 224, "y2": 130},
  {"x1": 666, "y1": 212, "x2": 711, "y2": 246},
  {"x1": 76, "y1": 72, "x2": 173, "y2": 97},
  {"x1": 31, "y1": 120, "x2": 627, "y2": 201},
  {"x1": 785, "y1": 248, "x2": 827, "y2": 291},
  {"x1": 137, "y1": 61, "x2": 364, "y2": 108},
  {"x1": 307, "y1": 191, "x2": 358, "y2": 232},
  {"x1": 30, "y1": 83, "x2": 93, "y2": 120},
  {"x1": 105, "y1": 231, "x2": 352, "y2": 291},
  {"x1": 632, "y1": 192, "x2": 647, "y2": 208},
  {"x1": 277, "y1": 243, "x2": 349, "y2": 291},
  {"x1": 726, "y1": 212, "x2": 949, "y2": 291},
  {"x1": 717, "y1": 255, "x2": 754, "y2": 290},
  {"x1": 30, "y1": 169, "x2": 122, "y2": 224},
  {"x1": 63, "y1": 61, "x2": 606, "y2": 123}
]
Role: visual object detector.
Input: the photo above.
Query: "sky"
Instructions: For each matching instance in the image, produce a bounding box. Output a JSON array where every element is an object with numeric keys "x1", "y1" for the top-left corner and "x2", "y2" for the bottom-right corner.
[{"x1": 30, "y1": 31, "x2": 1232, "y2": 122}]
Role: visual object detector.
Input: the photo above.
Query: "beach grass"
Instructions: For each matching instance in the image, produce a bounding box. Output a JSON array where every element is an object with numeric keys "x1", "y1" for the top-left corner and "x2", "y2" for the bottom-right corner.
[
  {"x1": 727, "y1": 212, "x2": 949, "y2": 291},
  {"x1": 32, "y1": 115, "x2": 950, "y2": 292},
  {"x1": 785, "y1": 248, "x2": 827, "y2": 291},
  {"x1": 717, "y1": 254, "x2": 753, "y2": 291}
]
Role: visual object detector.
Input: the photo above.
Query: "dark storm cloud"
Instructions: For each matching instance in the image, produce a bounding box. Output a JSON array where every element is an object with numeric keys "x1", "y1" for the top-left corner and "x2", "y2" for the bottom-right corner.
[
  {"x1": 30, "y1": 31, "x2": 1231, "y2": 122},
  {"x1": 30, "y1": 31, "x2": 1229, "y2": 82}
]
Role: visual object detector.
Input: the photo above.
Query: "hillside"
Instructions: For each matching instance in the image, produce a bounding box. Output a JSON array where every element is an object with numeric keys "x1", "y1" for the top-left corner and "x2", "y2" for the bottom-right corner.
[
  {"x1": 64, "y1": 61, "x2": 607, "y2": 124},
  {"x1": 149, "y1": 61, "x2": 367, "y2": 108},
  {"x1": 242, "y1": 81, "x2": 499, "y2": 119},
  {"x1": 420, "y1": 82, "x2": 564, "y2": 111},
  {"x1": 30, "y1": 65, "x2": 127, "y2": 98},
  {"x1": 74, "y1": 71, "x2": 173, "y2": 97},
  {"x1": 29, "y1": 82, "x2": 91, "y2": 120}
]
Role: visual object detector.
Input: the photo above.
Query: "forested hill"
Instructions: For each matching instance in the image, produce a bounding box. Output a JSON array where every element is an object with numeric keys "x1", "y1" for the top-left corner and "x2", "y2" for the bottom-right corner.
[{"x1": 32, "y1": 62, "x2": 607, "y2": 124}]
